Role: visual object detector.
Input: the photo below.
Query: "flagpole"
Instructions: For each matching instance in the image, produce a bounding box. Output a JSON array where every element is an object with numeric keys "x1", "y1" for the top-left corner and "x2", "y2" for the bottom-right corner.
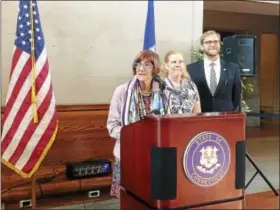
[
  {"x1": 30, "y1": 1, "x2": 37, "y2": 208},
  {"x1": 32, "y1": 174, "x2": 37, "y2": 209},
  {"x1": 29, "y1": 0, "x2": 38, "y2": 124}
]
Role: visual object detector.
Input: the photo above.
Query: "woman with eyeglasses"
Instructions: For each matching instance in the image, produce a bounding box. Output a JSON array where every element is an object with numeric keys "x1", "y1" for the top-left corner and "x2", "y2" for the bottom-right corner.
[
  {"x1": 106, "y1": 50, "x2": 167, "y2": 198},
  {"x1": 160, "y1": 50, "x2": 201, "y2": 114}
]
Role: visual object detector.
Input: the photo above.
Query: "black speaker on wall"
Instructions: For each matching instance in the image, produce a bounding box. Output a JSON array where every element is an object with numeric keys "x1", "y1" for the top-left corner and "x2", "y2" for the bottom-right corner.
[{"x1": 222, "y1": 35, "x2": 257, "y2": 77}]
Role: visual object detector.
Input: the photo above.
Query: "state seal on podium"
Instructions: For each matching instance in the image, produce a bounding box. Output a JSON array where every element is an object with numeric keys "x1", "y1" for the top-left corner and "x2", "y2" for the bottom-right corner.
[{"x1": 183, "y1": 131, "x2": 231, "y2": 187}]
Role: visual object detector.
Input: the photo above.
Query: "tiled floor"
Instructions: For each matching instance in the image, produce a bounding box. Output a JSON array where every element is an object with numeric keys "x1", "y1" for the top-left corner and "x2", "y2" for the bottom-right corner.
[
  {"x1": 53, "y1": 133, "x2": 279, "y2": 210},
  {"x1": 245, "y1": 136, "x2": 279, "y2": 194}
]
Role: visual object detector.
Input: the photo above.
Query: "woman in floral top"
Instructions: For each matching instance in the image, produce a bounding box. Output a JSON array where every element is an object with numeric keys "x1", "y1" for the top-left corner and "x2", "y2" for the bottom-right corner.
[{"x1": 160, "y1": 50, "x2": 201, "y2": 114}]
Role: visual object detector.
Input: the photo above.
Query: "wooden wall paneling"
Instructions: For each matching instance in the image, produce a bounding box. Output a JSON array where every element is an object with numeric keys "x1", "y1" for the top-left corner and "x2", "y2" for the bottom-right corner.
[
  {"x1": 259, "y1": 34, "x2": 279, "y2": 126},
  {"x1": 1, "y1": 105, "x2": 114, "y2": 209},
  {"x1": 204, "y1": 0, "x2": 279, "y2": 16},
  {"x1": 44, "y1": 109, "x2": 113, "y2": 165},
  {"x1": 274, "y1": 36, "x2": 280, "y2": 114},
  {"x1": 203, "y1": 11, "x2": 278, "y2": 34},
  {"x1": 259, "y1": 34, "x2": 278, "y2": 109}
]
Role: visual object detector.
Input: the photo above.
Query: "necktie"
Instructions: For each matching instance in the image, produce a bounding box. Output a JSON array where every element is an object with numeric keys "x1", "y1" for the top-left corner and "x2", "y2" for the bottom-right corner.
[{"x1": 210, "y1": 63, "x2": 217, "y2": 95}]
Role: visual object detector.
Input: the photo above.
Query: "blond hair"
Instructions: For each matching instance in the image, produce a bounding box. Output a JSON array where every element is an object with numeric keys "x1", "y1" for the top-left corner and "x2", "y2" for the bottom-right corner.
[{"x1": 160, "y1": 50, "x2": 190, "y2": 80}]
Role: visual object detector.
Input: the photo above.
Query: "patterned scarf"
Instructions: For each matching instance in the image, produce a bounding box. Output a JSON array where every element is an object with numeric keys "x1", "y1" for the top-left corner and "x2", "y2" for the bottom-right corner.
[
  {"x1": 122, "y1": 76, "x2": 165, "y2": 125},
  {"x1": 164, "y1": 78, "x2": 196, "y2": 114}
]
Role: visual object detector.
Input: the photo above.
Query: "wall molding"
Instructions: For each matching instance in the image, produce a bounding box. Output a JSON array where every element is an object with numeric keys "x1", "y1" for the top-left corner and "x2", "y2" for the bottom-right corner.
[{"x1": 1, "y1": 104, "x2": 110, "y2": 114}]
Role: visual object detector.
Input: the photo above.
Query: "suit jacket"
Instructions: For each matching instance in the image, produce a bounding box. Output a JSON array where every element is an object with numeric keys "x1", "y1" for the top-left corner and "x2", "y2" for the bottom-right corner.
[{"x1": 187, "y1": 59, "x2": 241, "y2": 113}]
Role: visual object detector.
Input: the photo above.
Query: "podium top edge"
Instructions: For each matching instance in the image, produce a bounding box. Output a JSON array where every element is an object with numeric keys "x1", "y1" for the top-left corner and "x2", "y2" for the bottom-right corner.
[{"x1": 146, "y1": 112, "x2": 246, "y2": 120}]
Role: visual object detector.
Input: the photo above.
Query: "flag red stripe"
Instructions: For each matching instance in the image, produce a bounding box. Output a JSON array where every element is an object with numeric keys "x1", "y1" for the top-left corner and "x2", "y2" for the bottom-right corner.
[
  {"x1": 9, "y1": 83, "x2": 53, "y2": 165},
  {"x1": 2, "y1": 55, "x2": 32, "y2": 124},
  {"x1": 1, "y1": 61, "x2": 48, "y2": 154},
  {"x1": 22, "y1": 112, "x2": 57, "y2": 173},
  {"x1": 9, "y1": 48, "x2": 23, "y2": 80},
  {"x1": 1, "y1": 88, "x2": 31, "y2": 155},
  {"x1": 35, "y1": 60, "x2": 49, "y2": 88}
]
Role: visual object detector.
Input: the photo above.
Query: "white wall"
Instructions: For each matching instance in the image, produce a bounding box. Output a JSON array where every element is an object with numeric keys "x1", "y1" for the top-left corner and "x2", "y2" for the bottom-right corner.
[{"x1": 1, "y1": 1, "x2": 203, "y2": 105}]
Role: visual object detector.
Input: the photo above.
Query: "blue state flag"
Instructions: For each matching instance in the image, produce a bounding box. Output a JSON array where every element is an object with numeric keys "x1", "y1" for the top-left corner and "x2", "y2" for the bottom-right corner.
[{"x1": 143, "y1": 0, "x2": 156, "y2": 52}]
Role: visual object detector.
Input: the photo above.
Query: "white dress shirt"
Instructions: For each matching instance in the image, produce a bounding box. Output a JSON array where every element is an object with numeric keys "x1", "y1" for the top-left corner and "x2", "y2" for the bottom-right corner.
[{"x1": 204, "y1": 57, "x2": 221, "y2": 88}]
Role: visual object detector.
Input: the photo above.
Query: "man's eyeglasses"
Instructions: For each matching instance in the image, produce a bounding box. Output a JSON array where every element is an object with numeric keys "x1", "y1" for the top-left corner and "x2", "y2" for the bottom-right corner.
[{"x1": 203, "y1": 40, "x2": 220, "y2": 45}]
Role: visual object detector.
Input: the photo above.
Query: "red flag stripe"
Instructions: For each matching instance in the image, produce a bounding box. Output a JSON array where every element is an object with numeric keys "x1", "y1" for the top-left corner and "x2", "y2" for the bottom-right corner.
[
  {"x1": 9, "y1": 83, "x2": 53, "y2": 165},
  {"x1": 2, "y1": 63, "x2": 50, "y2": 160},
  {"x1": 2, "y1": 55, "x2": 32, "y2": 124},
  {"x1": 2, "y1": 49, "x2": 47, "y2": 135},
  {"x1": 1, "y1": 58, "x2": 48, "y2": 151},
  {"x1": 9, "y1": 47, "x2": 23, "y2": 80},
  {"x1": 16, "y1": 93, "x2": 57, "y2": 170},
  {"x1": 3, "y1": 47, "x2": 47, "y2": 123},
  {"x1": 22, "y1": 113, "x2": 57, "y2": 173},
  {"x1": 1, "y1": 88, "x2": 32, "y2": 154},
  {"x1": 5, "y1": 51, "x2": 30, "y2": 105}
]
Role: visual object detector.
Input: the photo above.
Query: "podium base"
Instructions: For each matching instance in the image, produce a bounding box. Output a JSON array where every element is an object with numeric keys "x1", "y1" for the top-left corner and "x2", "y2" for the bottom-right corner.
[{"x1": 120, "y1": 190, "x2": 245, "y2": 210}]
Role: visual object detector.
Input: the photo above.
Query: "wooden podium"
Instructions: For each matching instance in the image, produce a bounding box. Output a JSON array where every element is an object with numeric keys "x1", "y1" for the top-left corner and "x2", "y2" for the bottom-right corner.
[{"x1": 120, "y1": 112, "x2": 246, "y2": 209}]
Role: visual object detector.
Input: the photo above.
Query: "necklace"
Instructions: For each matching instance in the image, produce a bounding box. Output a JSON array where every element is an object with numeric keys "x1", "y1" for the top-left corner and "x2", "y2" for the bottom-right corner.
[{"x1": 167, "y1": 78, "x2": 183, "y2": 105}]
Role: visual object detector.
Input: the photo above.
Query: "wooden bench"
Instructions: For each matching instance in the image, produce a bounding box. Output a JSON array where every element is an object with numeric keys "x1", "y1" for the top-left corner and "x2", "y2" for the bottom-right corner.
[{"x1": 1, "y1": 105, "x2": 115, "y2": 209}]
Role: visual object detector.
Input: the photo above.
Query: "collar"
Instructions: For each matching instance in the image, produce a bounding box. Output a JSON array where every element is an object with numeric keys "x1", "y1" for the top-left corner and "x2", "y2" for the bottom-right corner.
[{"x1": 204, "y1": 56, "x2": 220, "y2": 67}]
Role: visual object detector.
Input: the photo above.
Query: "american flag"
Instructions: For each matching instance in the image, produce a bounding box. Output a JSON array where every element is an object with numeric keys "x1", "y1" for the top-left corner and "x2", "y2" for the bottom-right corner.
[{"x1": 1, "y1": 0, "x2": 58, "y2": 178}]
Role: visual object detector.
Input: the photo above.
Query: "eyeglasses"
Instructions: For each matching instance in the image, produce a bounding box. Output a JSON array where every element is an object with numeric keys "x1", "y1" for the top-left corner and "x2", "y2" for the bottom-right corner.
[
  {"x1": 135, "y1": 62, "x2": 153, "y2": 70},
  {"x1": 203, "y1": 40, "x2": 220, "y2": 45},
  {"x1": 170, "y1": 60, "x2": 184, "y2": 64}
]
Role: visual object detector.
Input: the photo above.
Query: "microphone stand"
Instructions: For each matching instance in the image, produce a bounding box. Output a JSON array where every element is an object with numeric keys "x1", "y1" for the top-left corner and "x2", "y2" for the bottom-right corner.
[
  {"x1": 158, "y1": 83, "x2": 167, "y2": 115},
  {"x1": 152, "y1": 75, "x2": 181, "y2": 115}
]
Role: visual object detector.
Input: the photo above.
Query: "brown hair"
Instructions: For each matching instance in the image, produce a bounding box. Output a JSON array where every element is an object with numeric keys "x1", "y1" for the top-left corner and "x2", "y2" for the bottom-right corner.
[
  {"x1": 132, "y1": 50, "x2": 160, "y2": 75},
  {"x1": 160, "y1": 50, "x2": 190, "y2": 80},
  {"x1": 200, "y1": 30, "x2": 221, "y2": 45}
]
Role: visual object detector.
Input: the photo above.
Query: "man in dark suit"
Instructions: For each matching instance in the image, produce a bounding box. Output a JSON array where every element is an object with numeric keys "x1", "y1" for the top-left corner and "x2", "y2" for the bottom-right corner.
[{"x1": 187, "y1": 30, "x2": 241, "y2": 112}]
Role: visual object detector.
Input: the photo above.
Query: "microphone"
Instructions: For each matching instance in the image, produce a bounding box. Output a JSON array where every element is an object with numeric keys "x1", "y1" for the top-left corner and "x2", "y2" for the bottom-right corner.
[
  {"x1": 152, "y1": 75, "x2": 168, "y2": 115},
  {"x1": 150, "y1": 109, "x2": 161, "y2": 115},
  {"x1": 153, "y1": 75, "x2": 167, "y2": 91},
  {"x1": 153, "y1": 75, "x2": 186, "y2": 115},
  {"x1": 153, "y1": 75, "x2": 181, "y2": 94}
]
